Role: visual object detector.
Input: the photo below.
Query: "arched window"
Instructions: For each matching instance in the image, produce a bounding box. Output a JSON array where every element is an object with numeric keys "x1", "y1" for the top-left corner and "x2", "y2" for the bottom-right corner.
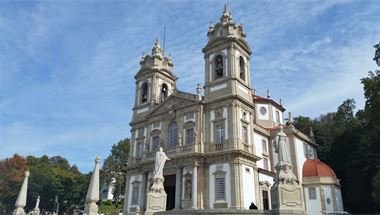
[
  {"x1": 161, "y1": 83, "x2": 168, "y2": 102},
  {"x1": 239, "y1": 56, "x2": 245, "y2": 81},
  {"x1": 141, "y1": 82, "x2": 148, "y2": 103},
  {"x1": 168, "y1": 122, "x2": 178, "y2": 148},
  {"x1": 214, "y1": 55, "x2": 224, "y2": 79}
]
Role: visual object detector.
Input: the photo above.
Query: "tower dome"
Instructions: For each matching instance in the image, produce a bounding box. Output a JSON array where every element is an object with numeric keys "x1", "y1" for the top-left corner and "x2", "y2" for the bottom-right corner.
[{"x1": 302, "y1": 159, "x2": 337, "y2": 178}]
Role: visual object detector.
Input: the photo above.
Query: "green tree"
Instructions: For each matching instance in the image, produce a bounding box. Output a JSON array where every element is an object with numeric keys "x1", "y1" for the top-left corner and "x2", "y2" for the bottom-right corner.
[
  {"x1": 0, "y1": 154, "x2": 28, "y2": 213},
  {"x1": 102, "y1": 138, "x2": 130, "y2": 203}
]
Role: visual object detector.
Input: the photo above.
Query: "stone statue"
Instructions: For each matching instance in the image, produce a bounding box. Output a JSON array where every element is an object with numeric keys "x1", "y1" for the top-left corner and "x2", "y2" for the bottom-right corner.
[
  {"x1": 146, "y1": 147, "x2": 170, "y2": 214},
  {"x1": 194, "y1": 128, "x2": 198, "y2": 144},
  {"x1": 185, "y1": 179, "x2": 192, "y2": 200},
  {"x1": 273, "y1": 126, "x2": 291, "y2": 164},
  {"x1": 178, "y1": 132, "x2": 183, "y2": 146},
  {"x1": 153, "y1": 147, "x2": 170, "y2": 179}
]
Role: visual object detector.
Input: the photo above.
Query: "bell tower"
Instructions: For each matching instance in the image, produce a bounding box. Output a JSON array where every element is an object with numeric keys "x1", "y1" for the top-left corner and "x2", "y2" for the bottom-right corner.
[
  {"x1": 202, "y1": 5, "x2": 252, "y2": 104},
  {"x1": 132, "y1": 39, "x2": 176, "y2": 121}
]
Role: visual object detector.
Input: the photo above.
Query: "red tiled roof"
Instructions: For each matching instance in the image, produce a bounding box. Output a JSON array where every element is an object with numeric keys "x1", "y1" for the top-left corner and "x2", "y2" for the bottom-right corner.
[{"x1": 302, "y1": 159, "x2": 337, "y2": 178}]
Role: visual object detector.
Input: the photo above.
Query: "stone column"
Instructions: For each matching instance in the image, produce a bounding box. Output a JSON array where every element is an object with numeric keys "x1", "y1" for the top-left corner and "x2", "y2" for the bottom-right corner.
[
  {"x1": 13, "y1": 171, "x2": 29, "y2": 215},
  {"x1": 175, "y1": 167, "x2": 182, "y2": 209},
  {"x1": 123, "y1": 175, "x2": 131, "y2": 215},
  {"x1": 230, "y1": 162, "x2": 244, "y2": 209},
  {"x1": 191, "y1": 165, "x2": 198, "y2": 209},
  {"x1": 139, "y1": 172, "x2": 147, "y2": 211},
  {"x1": 84, "y1": 157, "x2": 100, "y2": 215}
]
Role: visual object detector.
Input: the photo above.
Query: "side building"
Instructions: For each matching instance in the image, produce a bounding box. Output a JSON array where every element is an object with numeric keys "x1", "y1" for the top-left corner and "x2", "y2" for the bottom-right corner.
[{"x1": 123, "y1": 6, "x2": 343, "y2": 215}]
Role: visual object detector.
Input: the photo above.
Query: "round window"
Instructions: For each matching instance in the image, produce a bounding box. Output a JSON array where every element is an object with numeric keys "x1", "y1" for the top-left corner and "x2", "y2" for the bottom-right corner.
[{"x1": 260, "y1": 107, "x2": 267, "y2": 115}]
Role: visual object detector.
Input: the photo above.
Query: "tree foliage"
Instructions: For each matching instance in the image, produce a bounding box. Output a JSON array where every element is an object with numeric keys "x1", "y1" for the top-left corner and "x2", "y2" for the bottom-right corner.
[
  {"x1": 0, "y1": 154, "x2": 89, "y2": 214},
  {"x1": 293, "y1": 66, "x2": 380, "y2": 213},
  {"x1": 101, "y1": 138, "x2": 130, "y2": 203}
]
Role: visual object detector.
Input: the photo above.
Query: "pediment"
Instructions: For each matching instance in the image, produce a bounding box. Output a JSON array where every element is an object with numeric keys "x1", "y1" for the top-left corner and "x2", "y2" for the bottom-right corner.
[{"x1": 148, "y1": 92, "x2": 199, "y2": 117}]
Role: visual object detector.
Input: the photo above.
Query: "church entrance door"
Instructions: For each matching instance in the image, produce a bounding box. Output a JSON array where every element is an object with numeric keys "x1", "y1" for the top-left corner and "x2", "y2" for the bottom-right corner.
[{"x1": 164, "y1": 174, "x2": 176, "y2": 210}]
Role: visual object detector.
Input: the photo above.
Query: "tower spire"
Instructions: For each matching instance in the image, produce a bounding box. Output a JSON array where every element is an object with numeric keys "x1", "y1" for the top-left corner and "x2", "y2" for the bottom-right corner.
[
  {"x1": 152, "y1": 38, "x2": 163, "y2": 57},
  {"x1": 220, "y1": 3, "x2": 233, "y2": 24}
]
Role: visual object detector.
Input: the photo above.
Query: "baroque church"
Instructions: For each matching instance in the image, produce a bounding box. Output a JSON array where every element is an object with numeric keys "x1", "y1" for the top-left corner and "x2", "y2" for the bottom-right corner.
[{"x1": 123, "y1": 6, "x2": 344, "y2": 215}]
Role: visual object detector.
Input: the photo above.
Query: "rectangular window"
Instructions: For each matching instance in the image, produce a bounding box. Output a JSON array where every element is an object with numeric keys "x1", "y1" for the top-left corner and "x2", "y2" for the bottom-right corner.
[
  {"x1": 131, "y1": 186, "x2": 140, "y2": 205},
  {"x1": 152, "y1": 136, "x2": 159, "y2": 151},
  {"x1": 242, "y1": 126, "x2": 248, "y2": 143},
  {"x1": 216, "y1": 125, "x2": 224, "y2": 144},
  {"x1": 186, "y1": 128, "x2": 194, "y2": 145},
  {"x1": 275, "y1": 111, "x2": 280, "y2": 123},
  {"x1": 309, "y1": 187, "x2": 317, "y2": 200},
  {"x1": 215, "y1": 177, "x2": 225, "y2": 200},
  {"x1": 262, "y1": 190, "x2": 269, "y2": 209},
  {"x1": 262, "y1": 139, "x2": 268, "y2": 154},
  {"x1": 136, "y1": 142, "x2": 142, "y2": 158},
  {"x1": 263, "y1": 158, "x2": 269, "y2": 170}
]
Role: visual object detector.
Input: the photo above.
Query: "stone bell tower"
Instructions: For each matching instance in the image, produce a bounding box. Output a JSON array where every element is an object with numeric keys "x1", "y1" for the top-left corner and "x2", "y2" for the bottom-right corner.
[
  {"x1": 201, "y1": 5, "x2": 259, "y2": 210},
  {"x1": 132, "y1": 39, "x2": 176, "y2": 121},
  {"x1": 202, "y1": 4, "x2": 253, "y2": 104}
]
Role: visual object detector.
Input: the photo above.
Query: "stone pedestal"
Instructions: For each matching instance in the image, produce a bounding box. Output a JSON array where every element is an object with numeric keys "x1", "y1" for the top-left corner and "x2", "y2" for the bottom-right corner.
[
  {"x1": 145, "y1": 176, "x2": 167, "y2": 215},
  {"x1": 270, "y1": 163, "x2": 305, "y2": 214}
]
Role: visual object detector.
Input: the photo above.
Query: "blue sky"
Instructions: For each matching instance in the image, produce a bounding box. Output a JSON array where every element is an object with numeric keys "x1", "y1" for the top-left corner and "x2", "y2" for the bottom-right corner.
[{"x1": 1, "y1": 0, "x2": 379, "y2": 173}]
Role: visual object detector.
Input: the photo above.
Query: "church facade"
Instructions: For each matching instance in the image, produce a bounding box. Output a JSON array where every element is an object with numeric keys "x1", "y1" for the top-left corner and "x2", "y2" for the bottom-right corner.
[{"x1": 123, "y1": 6, "x2": 343, "y2": 215}]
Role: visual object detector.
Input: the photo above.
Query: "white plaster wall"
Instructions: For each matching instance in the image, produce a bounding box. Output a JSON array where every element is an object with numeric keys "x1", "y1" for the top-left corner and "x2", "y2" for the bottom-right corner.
[
  {"x1": 304, "y1": 187, "x2": 322, "y2": 215},
  {"x1": 256, "y1": 104, "x2": 269, "y2": 120},
  {"x1": 127, "y1": 174, "x2": 142, "y2": 210},
  {"x1": 323, "y1": 186, "x2": 334, "y2": 212},
  {"x1": 294, "y1": 138, "x2": 306, "y2": 181},
  {"x1": 335, "y1": 187, "x2": 344, "y2": 211},
  {"x1": 209, "y1": 163, "x2": 231, "y2": 209},
  {"x1": 242, "y1": 165, "x2": 255, "y2": 209},
  {"x1": 271, "y1": 107, "x2": 283, "y2": 124},
  {"x1": 253, "y1": 133, "x2": 270, "y2": 169},
  {"x1": 258, "y1": 173, "x2": 274, "y2": 185}
]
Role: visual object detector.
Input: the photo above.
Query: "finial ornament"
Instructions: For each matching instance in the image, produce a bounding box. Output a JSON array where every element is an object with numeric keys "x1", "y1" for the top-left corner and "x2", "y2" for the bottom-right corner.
[
  {"x1": 197, "y1": 83, "x2": 202, "y2": 100},
  {"x1": 309, "y1": 126, "x2": 315, "y2": 140},
  {"x1": 13, "y1": 171, "x2": 30, "y2": 215},
  {"x1": 267, "y1": 89, "x2": 271, "y2": 99},
  {"x1": 287, "y1": 112, "x2": 293, "y2": 125}
]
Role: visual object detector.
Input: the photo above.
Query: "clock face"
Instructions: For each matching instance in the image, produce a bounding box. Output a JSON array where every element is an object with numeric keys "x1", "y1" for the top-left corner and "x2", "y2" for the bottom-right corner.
[{"x1": 260, "y1": 106, "x2": 267, "y2": 115}]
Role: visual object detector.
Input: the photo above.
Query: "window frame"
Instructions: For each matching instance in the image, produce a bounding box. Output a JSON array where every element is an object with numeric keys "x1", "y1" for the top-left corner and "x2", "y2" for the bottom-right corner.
[
  {"x1": 141, "y1": 82, "x2": 148, "y2": 104},
  {"x1": 239, "y1": 56, "x2": 246, "y2": 81},
  {"x1": 168, "y1": 121, "x2": 178, "y2": 149},
  {"x1": 213, "y1": 170, "x2": 226, "y2": 201},
  {"x1": 131, "y1": 181, "x2": 141, "y2": 205},
  {"x1": 309, "y1": 187, "x2": 317, "y2": 200},
  {"x1": 214, "y1": 54, "x2": 224, "y2": 80}
]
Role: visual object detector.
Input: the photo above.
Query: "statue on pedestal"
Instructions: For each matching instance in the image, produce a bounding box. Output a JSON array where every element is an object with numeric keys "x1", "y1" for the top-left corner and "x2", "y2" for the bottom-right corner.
[
  {"x1": 271, "y1": 126, "x2": 305, "y2": 214},
  {"x1": 145, "y1": 147, "x2": 170, "y2": 215},
  {"x1": 273, "y1": 126, "x2": 297, "y2": 184}
]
